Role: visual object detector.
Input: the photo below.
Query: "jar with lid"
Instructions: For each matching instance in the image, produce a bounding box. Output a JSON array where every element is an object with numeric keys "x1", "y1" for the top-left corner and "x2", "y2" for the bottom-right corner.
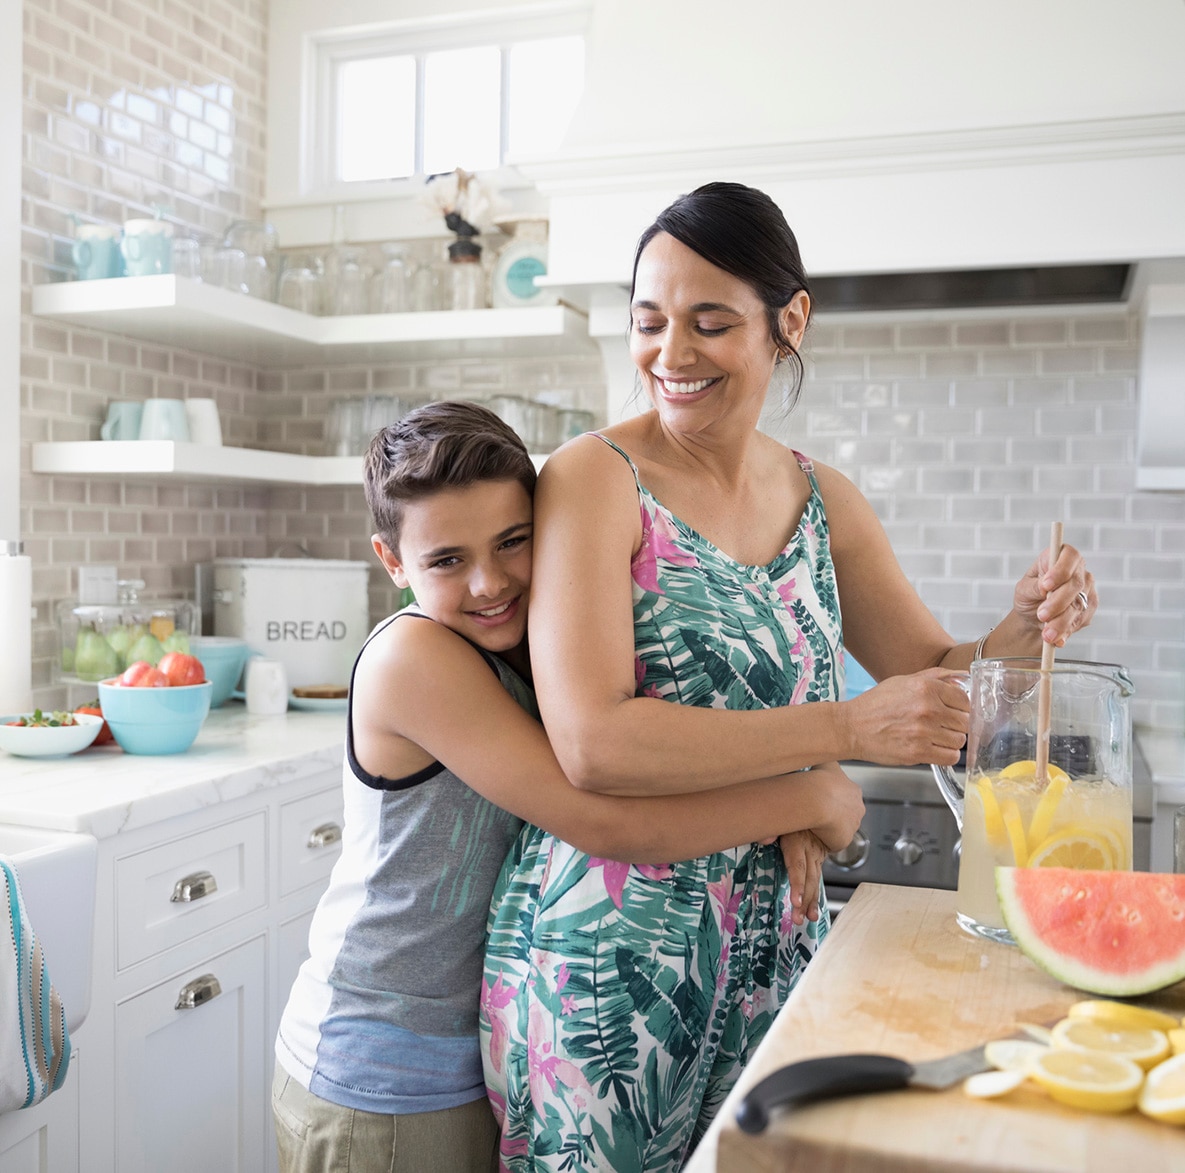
[
  {"x1": 55, "y1": 579, "x2": 199, "y2": 683},
  {"x1": 447, "y1": 237, "x2": 486, "y2": 311}
]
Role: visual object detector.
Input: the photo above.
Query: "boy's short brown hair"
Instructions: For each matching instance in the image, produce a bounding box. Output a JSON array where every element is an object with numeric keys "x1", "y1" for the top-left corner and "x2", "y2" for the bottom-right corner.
[{"x1": 363, "y1": 400, "x2": 536, "y2": 552}]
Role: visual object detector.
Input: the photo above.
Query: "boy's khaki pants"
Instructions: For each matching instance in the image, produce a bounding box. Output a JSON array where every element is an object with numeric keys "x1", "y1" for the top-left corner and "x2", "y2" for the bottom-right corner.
[{"x1": 272, "y1": 1062, "x2": 500, "y2": 1173}]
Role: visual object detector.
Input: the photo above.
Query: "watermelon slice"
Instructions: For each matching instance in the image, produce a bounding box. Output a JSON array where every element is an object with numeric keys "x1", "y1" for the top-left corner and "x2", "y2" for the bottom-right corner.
[{"x1": 996, "y1": 867, "x2": 1185, "y2": 996}]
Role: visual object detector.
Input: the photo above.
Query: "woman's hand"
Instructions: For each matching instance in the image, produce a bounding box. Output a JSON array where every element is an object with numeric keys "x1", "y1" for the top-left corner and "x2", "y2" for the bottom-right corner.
[
  {"x1": 842, "y1": 668, "x2": 971, "y2": 766},
  {"x1": 778, "y1": 829, "x2": 831, "y2": 925},
  {"x1": 1012, "y1": 541, "x2": 1097, "y2": 648}
]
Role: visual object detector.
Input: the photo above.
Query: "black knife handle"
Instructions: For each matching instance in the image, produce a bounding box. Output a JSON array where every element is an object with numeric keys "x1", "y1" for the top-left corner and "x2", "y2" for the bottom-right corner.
[{"x1": 735, "y1": 1054, "x2": 915, "y2": 1134}]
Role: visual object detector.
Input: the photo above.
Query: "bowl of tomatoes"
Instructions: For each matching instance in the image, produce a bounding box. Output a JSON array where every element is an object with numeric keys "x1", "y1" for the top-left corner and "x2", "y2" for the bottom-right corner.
[
  {"x1": 97, "y1": 652, "x2": 212, "y2": 755},
  {"x1": 0, "y1": 710, "x2": 106, "y2": 758}
]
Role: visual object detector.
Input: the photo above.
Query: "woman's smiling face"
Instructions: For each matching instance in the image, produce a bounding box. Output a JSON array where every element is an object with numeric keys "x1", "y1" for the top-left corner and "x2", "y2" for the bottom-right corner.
[{"x1": 629, "y1": 232, "x2": 805, "y2": 434}]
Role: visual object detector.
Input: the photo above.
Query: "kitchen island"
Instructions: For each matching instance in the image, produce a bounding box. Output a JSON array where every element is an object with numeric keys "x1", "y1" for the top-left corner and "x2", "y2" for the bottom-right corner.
[{"x1": 687, "y1": 884, "x2": 1185, "y2": 1172}]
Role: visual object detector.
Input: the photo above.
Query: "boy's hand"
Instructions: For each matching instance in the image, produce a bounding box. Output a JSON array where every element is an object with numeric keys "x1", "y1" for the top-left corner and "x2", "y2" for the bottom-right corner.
[{"x1": 778, "y1": 829, "x2": 830, "y2": 925}]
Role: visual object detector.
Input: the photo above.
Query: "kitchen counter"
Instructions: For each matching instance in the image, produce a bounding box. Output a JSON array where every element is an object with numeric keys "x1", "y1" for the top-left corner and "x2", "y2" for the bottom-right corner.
[
  {"x1": 686, "y1": 883, "x2": 1185, "y2": 1172},
  {"x1": 0, "y1": 704, "x2": 346, "y2": 839},
  {"x1": 1137, "y1": 727, "x2": 1185, "y2": 795}
]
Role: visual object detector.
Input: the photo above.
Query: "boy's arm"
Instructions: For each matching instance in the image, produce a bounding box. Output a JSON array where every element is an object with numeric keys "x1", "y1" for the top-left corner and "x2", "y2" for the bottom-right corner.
[{"x1": 352, "y1": 617, "x2": 863, "y2": 866}]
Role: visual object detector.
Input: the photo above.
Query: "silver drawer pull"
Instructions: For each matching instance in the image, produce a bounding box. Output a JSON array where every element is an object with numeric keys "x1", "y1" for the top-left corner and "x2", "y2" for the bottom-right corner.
[
  {"x1": 170, "y1": 870, "x2": 218, "y2": 903},
  {"x1": 175, "y1": 973, "x2": 222, "y2": 1010},
  {"x1": 307, "y1": 822, "x2": 342, "y2": 849}
]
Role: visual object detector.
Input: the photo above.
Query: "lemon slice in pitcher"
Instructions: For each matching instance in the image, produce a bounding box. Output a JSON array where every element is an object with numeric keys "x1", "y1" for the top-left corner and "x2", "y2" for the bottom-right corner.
[
  {"x1": 1026, "y1": 773, "x2": 1070, "y2": 849},
  {"x1": 975, "y1": 778, "x2": 1007, "y2": 846},
  {"x1": 1000, "y1": 799, "x2": 1029, "y2": 866},
  {"x1": 1027, "y1": 824, "x2": 1114, "y2": 870},
  {"x1": 999, "y1": 760, "x2": 1070, "y2": 785}
]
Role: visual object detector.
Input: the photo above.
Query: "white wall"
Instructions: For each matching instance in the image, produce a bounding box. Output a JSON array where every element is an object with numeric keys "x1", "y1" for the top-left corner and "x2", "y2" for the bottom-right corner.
[{"x1": 1, "y1": 0, "x2": 21, "y2": 539}]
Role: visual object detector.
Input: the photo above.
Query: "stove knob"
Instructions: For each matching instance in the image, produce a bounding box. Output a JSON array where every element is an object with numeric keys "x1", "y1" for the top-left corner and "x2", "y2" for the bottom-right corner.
[
  {"x1": 828, "y1": 830, "x2": 870, "y2": 869},
  {"x1": 893, "y1": 836, "x2": 924, "y2": 866}
]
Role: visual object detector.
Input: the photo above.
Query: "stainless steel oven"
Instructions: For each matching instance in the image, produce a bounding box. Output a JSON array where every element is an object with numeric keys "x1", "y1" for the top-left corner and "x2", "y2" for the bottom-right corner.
[{"x1": 822, "y1": 755, "x2": 1153, "y2": 914}]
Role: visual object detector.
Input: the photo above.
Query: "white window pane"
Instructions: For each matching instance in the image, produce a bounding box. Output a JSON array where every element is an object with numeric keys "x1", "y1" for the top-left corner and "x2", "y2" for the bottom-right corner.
[
  {"x1": 507, "y1": 36, "x2": 585, "y2": 159},
  {"x1": 337, "y1": 56, "x2": 416, "y2": 182},
  {"x1": 422, "y1": 46, "x2": 501, "y2": 174}
]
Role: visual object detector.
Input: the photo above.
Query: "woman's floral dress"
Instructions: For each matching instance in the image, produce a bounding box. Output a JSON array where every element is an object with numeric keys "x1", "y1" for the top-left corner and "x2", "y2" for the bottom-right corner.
[{"x1": 480, "y1": 436, "x2": 845, "y2": 1172}]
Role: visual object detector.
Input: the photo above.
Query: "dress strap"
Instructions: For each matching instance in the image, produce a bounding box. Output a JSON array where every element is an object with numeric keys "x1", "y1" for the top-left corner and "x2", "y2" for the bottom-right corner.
[{"x1": 591, "y1": 432, "x2": 645, "y2": 490}]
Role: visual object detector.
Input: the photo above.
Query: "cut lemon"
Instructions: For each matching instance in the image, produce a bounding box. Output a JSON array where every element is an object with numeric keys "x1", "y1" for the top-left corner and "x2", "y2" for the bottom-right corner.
[
  {"x1": 999, "y1": 760, "x2": 1071, "y2": 785},
  {"x1": 1138, "y1": 1052, "x2": 1185, "y2": 1124},
  {"x1": 964, "y1": 1069, "x2": 1026, "y2": 1099},
  {"x1": 1169, "y1": 1029, "x2": 1185, "y2": 1057},
  {"x1": 1027, "y1": 824, "x2": 1114, "y2": 870},
  {"x1": 1067, "y1": 1000, "x2": 1181, "y2": 1034},
  {"x1": 1001, "y1": 799, "x2": 1029, "y2": 866},
  {"x1": 975, "y1": 778, "x2": 1006, "y2": 846},
  {"x1": 984, "y1": 1039, "x2": 1048, "y2": 1073},
  {"x1": 1028, "y1": 1047, "x2": 1143, "y2": 1113},
  {"x1": 1026, "y1": 773, "x2": 1070, "y2": 850},
  {"x1": 1051, "y1": 1017, "x2": 1170, "y2": 1071}
]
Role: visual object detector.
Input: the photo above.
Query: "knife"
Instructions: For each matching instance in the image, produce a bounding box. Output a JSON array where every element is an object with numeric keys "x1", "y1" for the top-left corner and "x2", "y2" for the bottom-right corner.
[{"x1": 735, "y1": 1031, "x2": 1032, "y2": 1134}]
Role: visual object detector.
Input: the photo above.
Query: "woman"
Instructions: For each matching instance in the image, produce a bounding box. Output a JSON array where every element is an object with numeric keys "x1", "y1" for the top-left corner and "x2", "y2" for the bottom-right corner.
[{"x1": 480, "y1": 182, "x2": 1096, "y2": 1172}]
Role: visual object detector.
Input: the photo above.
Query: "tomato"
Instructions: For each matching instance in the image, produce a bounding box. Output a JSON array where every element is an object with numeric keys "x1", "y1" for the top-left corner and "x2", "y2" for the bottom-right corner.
[
  {"x1": 157, "y1": 651, "x2": 206, "y2": 688},
  {"x1": 118, "y1": 660, "x2": 169, "y2": 688},
  {"x1": 75, "y1": 702, "x2": 114, "y2": 745}
]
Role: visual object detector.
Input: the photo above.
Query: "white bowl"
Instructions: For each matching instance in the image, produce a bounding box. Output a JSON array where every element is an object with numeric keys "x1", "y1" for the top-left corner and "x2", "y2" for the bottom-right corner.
[{"x1": 0, "y1": 712, "x2": 105, "y2": 758}]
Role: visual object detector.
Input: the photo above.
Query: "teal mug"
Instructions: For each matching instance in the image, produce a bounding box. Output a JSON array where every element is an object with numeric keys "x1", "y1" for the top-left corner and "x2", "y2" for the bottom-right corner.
[
  {"x1": 100, "y1": 401, "x2": 144, "y2": 441},
  {"x1": 73, "y1": 225, "x2": 123, "y2": 280},
  {"x1": 121, "y1": 220, "x2": 174, "y2": 276}
]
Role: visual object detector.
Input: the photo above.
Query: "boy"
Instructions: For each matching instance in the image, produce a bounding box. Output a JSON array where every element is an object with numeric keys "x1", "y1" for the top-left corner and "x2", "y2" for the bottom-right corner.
[{"x1": 272, "y1": 401, "x2": 861, "y2": 1173}]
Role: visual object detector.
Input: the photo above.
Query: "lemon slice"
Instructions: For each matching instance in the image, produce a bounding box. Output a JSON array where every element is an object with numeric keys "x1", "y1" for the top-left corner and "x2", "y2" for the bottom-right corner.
[
  {"x1": 1027, "y1": 824, "x2": 1114, "y2": 870},
  {"x1": 1026, "y1": 773, "x2": 1070, "y2": 850},
  {"x1": 1068, "y1": 1000, "x2": 1181, "y2": 1034},
  {"x1": 975, "y1": 778, "x2": 1007, "y2": 846},
  {"x1": 1051, "y1": 1018, "x2": 1170, "y2": 1071},
  {"x1": 964, "y1": 1069, "x2": 1027, "y2": 1099},
  {"x1": 1001, "y1": 799, "x2": 1029, "y2": 866},
  {"x1": 1028, "y1": 1048, "x2": 1143, "y2": 1113},
  {"x1": 1138, "y1": 1052, "x2": 1185, "y2": 1124},
  {"x1": 984, "y1": 1039, "x2": 1048, "y2": 1073},
  {"x1": 999, "y1": 760, "x2": 1071, "y2": 785},
  {"x1": 1169, "y1": 1028, "x2": 1185, "y2": 1057}
]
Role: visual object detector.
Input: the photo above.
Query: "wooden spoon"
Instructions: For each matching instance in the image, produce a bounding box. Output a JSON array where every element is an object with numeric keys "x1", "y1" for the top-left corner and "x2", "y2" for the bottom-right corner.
[{"x1": 1034, "y1": 521, "x2": 1063, "y2": 785}]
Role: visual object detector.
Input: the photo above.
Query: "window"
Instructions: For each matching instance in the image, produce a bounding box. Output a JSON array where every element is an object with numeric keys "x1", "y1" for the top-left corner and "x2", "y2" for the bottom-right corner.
[{"x1": 321, "y1": 10, "x2": 587, "y2": 189}]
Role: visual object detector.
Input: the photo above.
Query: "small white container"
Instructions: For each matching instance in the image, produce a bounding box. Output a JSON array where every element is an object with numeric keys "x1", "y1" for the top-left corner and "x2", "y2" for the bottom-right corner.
[
  {"x1": 212, "y1": 557, "x2": 370, "y2": 690},
  {"x1": 490, "y1": 218, "x2": 552, "y2": 308}
]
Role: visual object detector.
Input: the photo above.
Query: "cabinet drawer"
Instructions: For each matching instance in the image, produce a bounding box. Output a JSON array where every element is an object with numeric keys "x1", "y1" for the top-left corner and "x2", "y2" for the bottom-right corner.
[
  {"x1": 116, "y1": 813, "x2": 267, "y2": 970},
  {"x1": 279, "y1": 787, "x2": 343, "y2": 897}
]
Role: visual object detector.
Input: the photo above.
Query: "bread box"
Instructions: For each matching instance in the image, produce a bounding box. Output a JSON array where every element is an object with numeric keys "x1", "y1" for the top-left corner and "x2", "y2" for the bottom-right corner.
[{"x1": 211, "y1": 557, "x2": 371, "y2": 690}]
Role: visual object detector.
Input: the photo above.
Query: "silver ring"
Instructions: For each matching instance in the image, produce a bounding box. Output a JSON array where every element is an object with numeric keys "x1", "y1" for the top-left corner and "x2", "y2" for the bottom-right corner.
[{"x1": 1075, "y1": 590, "x2": 1089, "y2": 611}]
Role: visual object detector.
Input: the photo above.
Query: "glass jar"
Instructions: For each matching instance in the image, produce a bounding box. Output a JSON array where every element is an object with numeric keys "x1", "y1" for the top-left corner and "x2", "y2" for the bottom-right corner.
[
  {"x1": 372, "y1": 244, "x2": 409, "y2": 313},
  {"x1": 491, "y1": 218, "x2": 551, "y2": 308},
  {"x1": 448, "y1": 237, "x2": 486, "y2": 311},
  {"x1": 56, "y1": 580, "x2": 200, "y2": 682}
]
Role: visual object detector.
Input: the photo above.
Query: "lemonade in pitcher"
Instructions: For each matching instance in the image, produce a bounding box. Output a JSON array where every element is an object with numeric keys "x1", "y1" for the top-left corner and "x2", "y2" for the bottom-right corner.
[
  {"x1": 956, "y1": 759, "x2": 1132, "y2": 935},
  {"x1": 932, "y1": 658, "x2": 1134, "y2": 944}
]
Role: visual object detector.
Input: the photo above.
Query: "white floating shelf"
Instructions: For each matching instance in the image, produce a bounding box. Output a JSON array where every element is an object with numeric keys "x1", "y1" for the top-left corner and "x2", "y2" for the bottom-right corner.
[
  {"x1": 31, "y1": 441, "x2": 549, "y2": 484},
  {"x1": 31, "y1": 276, "x2": 592, "y2": 365},
  {"x1": 32, "y1": 441, "x2": 363, "y2": 485},
  {"x1": 1135, "y1": 466, "x2": 1185, "y2": 491}
]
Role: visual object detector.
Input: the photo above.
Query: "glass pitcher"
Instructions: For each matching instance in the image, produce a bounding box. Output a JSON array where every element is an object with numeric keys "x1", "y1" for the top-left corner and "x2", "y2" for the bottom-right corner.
[{"x1": 931, "y1": 658, "x2": 1134, "y2": 944}]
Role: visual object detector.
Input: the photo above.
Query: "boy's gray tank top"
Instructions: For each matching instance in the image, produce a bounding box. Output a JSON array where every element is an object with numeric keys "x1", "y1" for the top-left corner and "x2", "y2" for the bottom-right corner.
[{"x1": 274, "y1": 608, "x2": 533, "y2": 1114}]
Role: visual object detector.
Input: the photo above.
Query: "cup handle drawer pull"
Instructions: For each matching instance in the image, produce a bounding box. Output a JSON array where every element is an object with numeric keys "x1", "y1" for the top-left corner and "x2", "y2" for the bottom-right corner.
[
  {"x1": 170, "y1": 870, "x2": 218, "y2": 903},
  {"x1": 307, "y1": 822, "x2": 342, "y2": 849},
  {"x1": 175, "y1": 973, "x2": 222, "y2": 1010}
]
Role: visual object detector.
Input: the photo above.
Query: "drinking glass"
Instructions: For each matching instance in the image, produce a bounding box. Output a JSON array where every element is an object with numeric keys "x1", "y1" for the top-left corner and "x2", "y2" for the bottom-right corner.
[
  {"x1": 277, "y1": 255, "x2": 325, "y2": 315},
  {"x1": 372, "y1": 244, "x2": 409, "y2": 313},
  {"x1": 332, "y1": 248, "x2": 370, "y2": 316}
]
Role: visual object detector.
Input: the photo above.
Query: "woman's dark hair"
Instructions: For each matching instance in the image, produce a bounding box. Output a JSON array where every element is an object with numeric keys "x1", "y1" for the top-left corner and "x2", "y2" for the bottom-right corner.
[
  {"x1": 363, "y1": 400, "x2": 536, "y2": 552},
  {"x1": 630, "y1": 181, "x2": 812, "y2": 404}
]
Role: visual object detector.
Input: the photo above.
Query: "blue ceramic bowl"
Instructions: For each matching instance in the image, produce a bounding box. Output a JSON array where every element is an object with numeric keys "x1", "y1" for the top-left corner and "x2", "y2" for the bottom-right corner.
[
  {"x1": 189, "y1": 637, "x2": 251, "y2": 707},
  {"x1": 97, "y1": 680, "x2": 212, "y2": 755}
]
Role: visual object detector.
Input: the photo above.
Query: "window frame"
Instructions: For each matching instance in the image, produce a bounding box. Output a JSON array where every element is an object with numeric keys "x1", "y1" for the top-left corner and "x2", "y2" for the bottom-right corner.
[{"x1": 308, "y1": 4, "x2": 589, "y2": 199}]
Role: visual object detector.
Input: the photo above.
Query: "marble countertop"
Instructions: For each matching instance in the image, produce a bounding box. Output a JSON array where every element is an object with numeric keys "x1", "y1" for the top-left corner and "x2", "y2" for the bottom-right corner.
[{"x1": 0, "y1": 704, "x2": 346, "y2": 839}]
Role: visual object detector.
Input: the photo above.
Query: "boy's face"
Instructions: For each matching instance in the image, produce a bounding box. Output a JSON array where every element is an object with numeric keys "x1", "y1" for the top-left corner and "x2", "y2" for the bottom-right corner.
[{"x1": 372, "y1": 479, "x2": 532, "y2": 657}]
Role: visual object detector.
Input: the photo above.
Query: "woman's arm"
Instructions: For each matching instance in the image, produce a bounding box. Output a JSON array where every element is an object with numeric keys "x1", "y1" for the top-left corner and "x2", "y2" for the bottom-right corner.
[
  {"x1": 351, "y1": 616, "x2": 864, "y2": 865},
  {"x1": 527, "y1": 437, "x2": 971, "y2": 795}
]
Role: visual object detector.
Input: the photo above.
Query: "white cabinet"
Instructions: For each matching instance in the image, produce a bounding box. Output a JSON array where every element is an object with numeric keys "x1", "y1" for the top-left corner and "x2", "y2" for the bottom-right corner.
[
  {"x1": 0, "y1": 1060, "x2": 79, "y2": 1173},
  {"x1": 72, "y1": 765, "x2": 343, "y2": 1173},
  {"x1": 113, "y1": 938, "x2": 267, "y2": 1173}
]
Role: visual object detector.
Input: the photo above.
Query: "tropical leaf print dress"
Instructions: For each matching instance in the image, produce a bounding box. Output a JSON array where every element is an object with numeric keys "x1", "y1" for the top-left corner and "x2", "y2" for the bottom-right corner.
[{"x1": 481, "y1": 436, "x2": 845, "y2": 1173}]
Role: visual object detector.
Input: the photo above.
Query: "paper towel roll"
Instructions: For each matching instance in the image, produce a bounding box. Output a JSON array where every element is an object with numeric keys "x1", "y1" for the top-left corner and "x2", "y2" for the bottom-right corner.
[{"x1": 0, "y1": 544, "x2": 33, "y2": 714}]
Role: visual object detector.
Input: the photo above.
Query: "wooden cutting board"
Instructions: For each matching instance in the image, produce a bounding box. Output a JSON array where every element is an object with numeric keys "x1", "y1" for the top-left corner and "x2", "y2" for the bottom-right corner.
[{"x1": 687, "y1": 883, "x2": 1185, "y2": 1173}]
